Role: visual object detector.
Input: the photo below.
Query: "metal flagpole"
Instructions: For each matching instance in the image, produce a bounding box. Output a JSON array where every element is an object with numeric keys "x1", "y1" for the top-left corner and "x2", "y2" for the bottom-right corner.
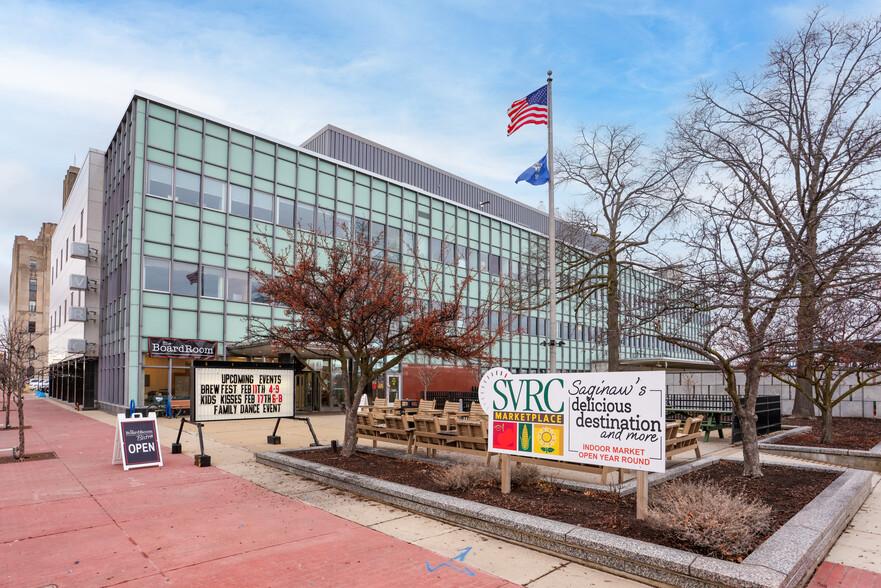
[{"x1": 547, "y1": 70, "x2": 557, "y2": 373}]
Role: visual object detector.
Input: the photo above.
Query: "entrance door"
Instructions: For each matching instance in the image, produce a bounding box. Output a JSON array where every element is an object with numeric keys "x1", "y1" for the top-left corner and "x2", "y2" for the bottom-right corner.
[{"x1": 295, "y1": 373, "x2": 313, "y2": 412}]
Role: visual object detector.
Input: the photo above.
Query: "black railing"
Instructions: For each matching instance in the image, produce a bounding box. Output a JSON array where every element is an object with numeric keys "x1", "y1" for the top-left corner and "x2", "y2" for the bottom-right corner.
[
  {"x1": 732, "y1": 396, "x2": 782, "y2": 443},
  {"x1": 425, "y1": 391, "x2": 480, "y2": 411}
]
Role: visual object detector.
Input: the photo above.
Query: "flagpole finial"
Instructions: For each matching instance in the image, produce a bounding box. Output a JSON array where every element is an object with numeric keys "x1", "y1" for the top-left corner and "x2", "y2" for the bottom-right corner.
[{"x1": 547, "y1": 70, "x2": 552, "y2": 80}]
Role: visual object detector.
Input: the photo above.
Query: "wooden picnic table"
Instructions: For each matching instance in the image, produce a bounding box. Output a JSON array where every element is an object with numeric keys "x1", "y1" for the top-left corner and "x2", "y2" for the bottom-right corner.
[{"x1": 666, "y1": 408, "x2": 729, "y2": 442}]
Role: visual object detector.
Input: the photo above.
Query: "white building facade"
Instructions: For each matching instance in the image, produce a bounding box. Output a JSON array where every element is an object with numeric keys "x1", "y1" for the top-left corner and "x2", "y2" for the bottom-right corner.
[{"x1": 47, "y1": 148, "x2": 105, "y2": 408}]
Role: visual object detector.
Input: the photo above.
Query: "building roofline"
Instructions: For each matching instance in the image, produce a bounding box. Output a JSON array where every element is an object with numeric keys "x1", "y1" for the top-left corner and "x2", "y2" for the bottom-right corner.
[{"x1": 301, "y1": 123, "x2": 552, "y2": 224}]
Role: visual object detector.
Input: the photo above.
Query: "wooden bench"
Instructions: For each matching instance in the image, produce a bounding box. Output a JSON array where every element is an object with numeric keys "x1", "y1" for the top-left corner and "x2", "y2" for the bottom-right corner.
[
  {"x1": 666, "y1": 416, "x2": 702, "y2": 460},
  {"x1": 412, "y1": 416, "x2": 494, "y2": 465},
  {"x1": 167, "y1": 399, "x2": 190, "y2": 417},
  {"x1": 356, "y1": 413, "x2": 414, "y2": 453}
]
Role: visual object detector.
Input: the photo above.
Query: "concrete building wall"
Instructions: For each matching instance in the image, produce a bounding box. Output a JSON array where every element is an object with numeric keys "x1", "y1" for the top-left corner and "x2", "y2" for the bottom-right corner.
[{"x1": 8, "y1": 222, "x2": 56, "y2": 380}]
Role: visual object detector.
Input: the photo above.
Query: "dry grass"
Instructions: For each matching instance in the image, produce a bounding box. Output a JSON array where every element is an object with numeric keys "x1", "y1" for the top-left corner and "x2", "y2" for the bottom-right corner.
[
  {"x1": 504, "y1": 464, "x2": 542, "y2": 487},
  {"x1": 645, "y1": 479, "x2": 773, "y2": 559},
  {"x1": 431, "y1": 463, "x2": 495, "y2": 490}
]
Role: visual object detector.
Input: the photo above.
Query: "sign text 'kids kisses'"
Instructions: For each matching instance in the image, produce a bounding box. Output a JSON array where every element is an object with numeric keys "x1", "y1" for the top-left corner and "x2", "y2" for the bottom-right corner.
[{"x1": 478, "y1": 369, "x2": 667, "y2": 472}]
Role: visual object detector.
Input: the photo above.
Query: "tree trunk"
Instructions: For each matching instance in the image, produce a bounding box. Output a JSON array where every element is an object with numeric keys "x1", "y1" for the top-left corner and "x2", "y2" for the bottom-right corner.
[
  {"x1": 3, "y1": 389, "x2": 9, "y2": 429},
  {"x1": 820, "y1": 405, "x2": 835, "y2": 444},
  {"x1": 607, "y1": 254, "x2": 620, "y2": 372},
  {"x1": 339, "y1": 404, "x2": 359, "y2": 457},
  {"x1": 16, "y1": 389, "x2": 25, "y2": 457},
  {"x1": 339, "y1": 374, "x2": 367, "y2": 457},
  {"x1": 791, "y1": 376, "x2": 816, "y2": 417},
  {"x1": 736, "y1": 406, "x2": 763, "y2": 477}
]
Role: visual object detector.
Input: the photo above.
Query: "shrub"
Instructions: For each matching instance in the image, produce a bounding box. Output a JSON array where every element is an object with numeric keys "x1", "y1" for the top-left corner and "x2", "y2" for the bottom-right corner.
[
  {"x1": 431, "y1": 463, "x2": 495, "y2": 491},
  {"x1": 645, "y1": 479, "x2": 773, "y2": 559},
  {"x1": 508, "y1": 464, "x2": 542, "y2": 487}
]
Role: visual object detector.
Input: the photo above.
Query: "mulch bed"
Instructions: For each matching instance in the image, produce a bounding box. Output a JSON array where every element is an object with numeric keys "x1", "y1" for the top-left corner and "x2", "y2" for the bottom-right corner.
[
  {"x1": 287, "y1": 448, "x2": 838, "y2": 562},
  {"x1": 0, "y1": 451, "x2": 57, "y2": 465},
  {"x1": 781, "y1": 417, "x2": 881, "y2": 451}
]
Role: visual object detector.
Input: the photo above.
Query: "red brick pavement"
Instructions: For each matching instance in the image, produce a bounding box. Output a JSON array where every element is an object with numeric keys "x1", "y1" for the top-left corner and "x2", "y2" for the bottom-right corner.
[
  {"x1": 809, "y1": 562, "x2": 881, "y2": 587},
  {"x1": 1, "y1": 397, "x2": 518, "y2": 587}
]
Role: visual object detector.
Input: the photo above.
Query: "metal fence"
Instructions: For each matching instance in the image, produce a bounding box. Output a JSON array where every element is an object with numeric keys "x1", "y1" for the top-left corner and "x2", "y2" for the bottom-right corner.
[
  {"x1": 666, "y1": 393, "x2": 782, "y2": 444},
  {"x1": 425, "y1": 391, "x2": 479, "y2": 411},
  {"x1": 732, "y1": 396, "x2": 782, "y2": 443}
]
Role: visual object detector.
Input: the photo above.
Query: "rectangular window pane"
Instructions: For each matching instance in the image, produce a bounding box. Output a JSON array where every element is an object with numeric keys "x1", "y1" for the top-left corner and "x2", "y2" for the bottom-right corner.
[
  {"x1": 317, "y1": 207, "x2": 333, "y2": 235},
  {"x1": 354, "y1": 217, "x2": 369, "y2": 238},
  {"x1": 252, "y1": 190, "x2": 273, "y2": 222},
  {"x1": 387, "y1": 226, "x2": 401, "y2": 263},
  {"x1": 29, "y1": 278, "x2": 37, "y2": 291},
  {"x1": 144, "y1": 257, "x2": 170, "y2": 292},
  {"x1": 172, "y1": 262, "x2": 199, "y2": 296},
  {"x1": 147, "y1": 162, "x2": 173, "y2": 198},
  {"x1": 250, "y1": 277, "x2": 268, "y2": 304},
  {"x1": 201, "y1": 266, "x2": 224, "y2": 298},
  {"x1": 297, "y1": 202, "x2": 315, "y2": 232},
  {"x1": 336, "y1": 213, "x2": 352, "y2": 239},
  {"x1": 203, "y1": 177, "x2": 226, "y2": 211},
  {"x1": 277, "y1": 197, "x2": 294, "y2": 228},
  {"x1": 175, "y1": 169, "x2": 201, "y2": 206},
  {"x1": 230, "y1": 185, "x2": 250, "y2": 217},
  {"x1": 227, "y1": 270, "x2": 248, "y2": 302}
]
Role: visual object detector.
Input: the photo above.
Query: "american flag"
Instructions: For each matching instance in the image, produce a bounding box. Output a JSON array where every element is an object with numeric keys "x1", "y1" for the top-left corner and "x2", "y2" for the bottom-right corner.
[
  {"x1": 186, "y1": 269, "x2": 199, "y2": 285},
  {"x1": 507, "y1": 85, "x2": 548, "y2": 136}
]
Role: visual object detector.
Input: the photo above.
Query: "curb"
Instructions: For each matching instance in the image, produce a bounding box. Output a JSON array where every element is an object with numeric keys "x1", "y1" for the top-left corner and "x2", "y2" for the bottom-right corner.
[{"x1": 256, "y1": 448, "x2": 871, "y2": 588}]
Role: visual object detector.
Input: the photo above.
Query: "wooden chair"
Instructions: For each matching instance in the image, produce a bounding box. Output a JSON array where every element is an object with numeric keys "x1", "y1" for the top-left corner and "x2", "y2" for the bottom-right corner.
[
  {"x1": 469, "y1": 402, "x2": 489, "y2": 421},
  {"x1": 356, "y1": 412, "x2": 386, "y2": 448},
  {"x1": 412, "y1": 415, "x2": 453, "y2": 458},
  {"x1": 453, "y1": 419, "x2": 494, "y2": 466},
  {"x1": 666, "y1": 416, "x2": 702, "y2": 460},
  {"x1": 439, "y1": 401, "x2": 463, "y2": 431},
  {"x1": 383, "y1": 414, "x2": 415, "y2": 454}
]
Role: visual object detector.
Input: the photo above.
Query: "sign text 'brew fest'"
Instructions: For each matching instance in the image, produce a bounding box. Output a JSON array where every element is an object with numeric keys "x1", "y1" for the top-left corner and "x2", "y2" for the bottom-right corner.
[{"x1": 478, "y1": 369, "x2": 666, "y2": 472}]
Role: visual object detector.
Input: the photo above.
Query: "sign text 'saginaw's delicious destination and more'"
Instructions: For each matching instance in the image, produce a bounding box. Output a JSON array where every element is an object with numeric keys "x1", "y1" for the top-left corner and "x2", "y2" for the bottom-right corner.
[
  {"x1": 478, "y1": 369, "x2": 666, "y2": 472},
  {"x1": 192, "y1": 364, "x2": 295, "y2": 422}
]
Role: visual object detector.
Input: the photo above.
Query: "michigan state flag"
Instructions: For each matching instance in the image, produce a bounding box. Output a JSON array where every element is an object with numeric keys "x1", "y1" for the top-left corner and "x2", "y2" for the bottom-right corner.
[{"x1": 515, "y1": 154, "x2": 550, "y2": 185}]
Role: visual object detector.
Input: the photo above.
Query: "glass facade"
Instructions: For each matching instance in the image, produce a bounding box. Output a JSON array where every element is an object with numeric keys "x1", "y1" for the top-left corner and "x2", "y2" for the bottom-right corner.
[{"x1": 97, "y1": 95, "x2": 701, "y2": 412}]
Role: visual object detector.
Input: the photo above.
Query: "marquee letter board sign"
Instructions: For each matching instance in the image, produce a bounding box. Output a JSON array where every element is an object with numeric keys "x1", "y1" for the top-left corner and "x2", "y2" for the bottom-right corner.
[
  {"x1": 478, "y1": 369, "x2": 666, "y2": 473},
  {"x1": 192, "y1": 361, "x2": 295, "y2": 422},
  {"x1": 113, "y1": 413, "x2": 164, "y2": 471}
]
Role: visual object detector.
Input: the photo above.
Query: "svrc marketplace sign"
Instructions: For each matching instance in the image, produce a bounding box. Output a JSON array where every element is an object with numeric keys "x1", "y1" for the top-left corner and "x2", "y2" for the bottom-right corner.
[{"x1": 478, "y1": 369, "x2": 667, "y2": 473}]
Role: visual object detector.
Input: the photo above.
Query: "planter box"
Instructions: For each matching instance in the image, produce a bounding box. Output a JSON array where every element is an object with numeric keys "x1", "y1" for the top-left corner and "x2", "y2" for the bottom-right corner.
[
  {"x1": 257, "y1": 447, "x2": 871, "y2": 588},
  {"x1": 760, "y1": 427, "x2": 881, "y2": 473}
]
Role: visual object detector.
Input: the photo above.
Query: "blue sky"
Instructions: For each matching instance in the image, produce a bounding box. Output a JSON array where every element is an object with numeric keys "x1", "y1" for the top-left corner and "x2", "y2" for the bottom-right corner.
[{"x1": 1, "y1": 0, "x2": 877, "y2": 313}]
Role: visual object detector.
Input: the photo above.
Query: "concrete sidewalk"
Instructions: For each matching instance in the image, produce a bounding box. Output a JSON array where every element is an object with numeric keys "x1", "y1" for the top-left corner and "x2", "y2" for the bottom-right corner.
[
  {"x1": 0, "y1": 396, "x2": 518, "y2": 587},
  {"x1": 4, "y1": 395, "x2": 880, "y2": 587}
]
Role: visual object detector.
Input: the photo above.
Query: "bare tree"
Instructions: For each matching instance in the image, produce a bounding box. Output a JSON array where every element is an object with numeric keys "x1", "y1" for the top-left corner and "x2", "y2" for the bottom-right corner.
[
  {"x1": 655, "y1": 187, "x2": 796, "y2": 477},
  {"x1": 411, "y1": 354, "x2": 442, "y2": 400},
  {"x1": 250, "y1": 227, "x2": 510, "y2": 457},
  {"x1": 532, "y1": 124, "x2": 690, "y2": 371},
  {"x1": 676, "y1": 9, "x2": 881, "y2": 416},
  {"x1": 0, "y1": 318, "x2": 37, "y2": 457},
  {"x1": 766, "y1": 281, "x2": 881, "y2": 442}
]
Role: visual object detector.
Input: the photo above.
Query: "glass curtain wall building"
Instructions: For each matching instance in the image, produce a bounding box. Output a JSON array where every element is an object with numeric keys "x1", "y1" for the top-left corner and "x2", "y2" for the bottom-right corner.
[{"x1": 97, "y1": 93, "x2": 701, "y2": 413}]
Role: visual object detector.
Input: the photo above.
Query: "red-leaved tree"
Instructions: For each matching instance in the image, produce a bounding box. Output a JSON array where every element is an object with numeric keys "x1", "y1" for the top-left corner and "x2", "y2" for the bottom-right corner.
[{"x1": 252, "y1": 227, "x2": 509, "y2": 456}]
